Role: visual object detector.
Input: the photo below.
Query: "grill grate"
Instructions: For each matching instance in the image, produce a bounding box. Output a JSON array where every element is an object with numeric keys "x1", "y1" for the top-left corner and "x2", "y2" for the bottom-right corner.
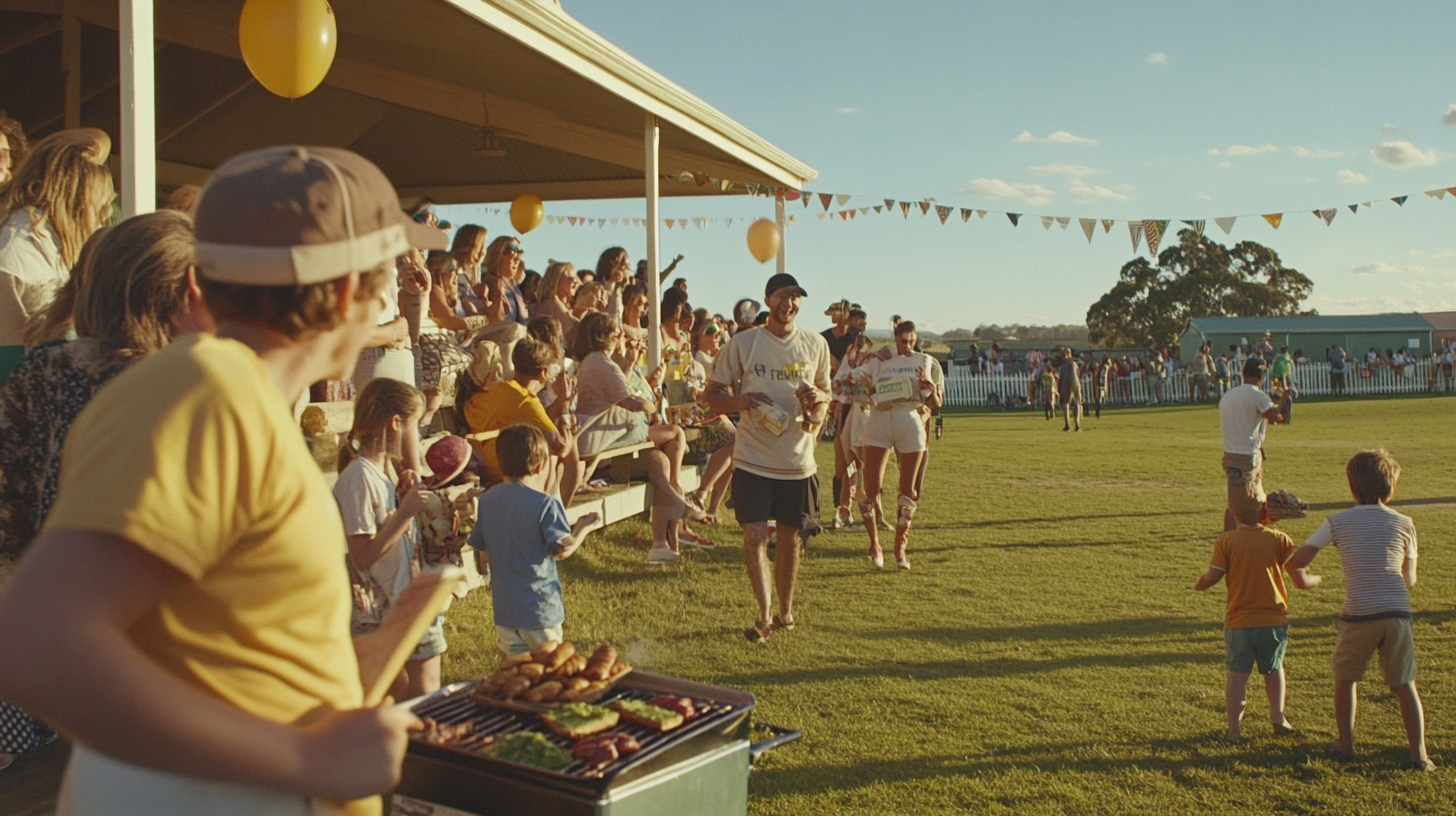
[{"x1": 410, "y1": 683, "x2": 742, "y2": 778}]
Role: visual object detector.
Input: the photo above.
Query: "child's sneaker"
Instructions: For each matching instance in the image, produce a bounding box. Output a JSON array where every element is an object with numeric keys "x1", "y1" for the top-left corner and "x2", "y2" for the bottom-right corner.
[{"x1": 646, "y1": 543, "x2": 681, "y2": 564}]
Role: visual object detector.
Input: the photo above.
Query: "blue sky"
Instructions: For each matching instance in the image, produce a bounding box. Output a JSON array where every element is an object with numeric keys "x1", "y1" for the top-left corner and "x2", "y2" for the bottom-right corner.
[{"x1": 442, "y1": 1, "x2": 1456, "y2": 335}]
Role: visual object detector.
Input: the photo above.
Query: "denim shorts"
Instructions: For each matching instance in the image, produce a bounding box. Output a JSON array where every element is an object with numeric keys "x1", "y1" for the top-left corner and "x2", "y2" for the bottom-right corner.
[
  {"x1": 410, "y1": 614, "x2": 448, "y2": 661},
  {"x1": 1225, "y1": 624, "x2": 1288, "y2": 674}
]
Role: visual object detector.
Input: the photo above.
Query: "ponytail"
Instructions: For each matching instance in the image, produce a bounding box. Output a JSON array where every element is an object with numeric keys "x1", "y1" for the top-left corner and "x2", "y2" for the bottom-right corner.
[{"x1": 339, "y1": 378, "x2": 425, "y2": 473}]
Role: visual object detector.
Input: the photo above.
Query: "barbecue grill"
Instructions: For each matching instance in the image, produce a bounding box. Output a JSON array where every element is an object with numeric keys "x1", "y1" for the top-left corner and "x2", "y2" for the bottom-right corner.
[{"x1": 391, "y1": 671, "x2": 799, "y2": 816}]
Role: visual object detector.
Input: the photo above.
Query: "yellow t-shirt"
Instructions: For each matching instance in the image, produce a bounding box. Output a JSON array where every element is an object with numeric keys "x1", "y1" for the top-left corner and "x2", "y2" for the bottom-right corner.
[
  {"x1": 45, "y1": 333, "x2": 362, "y2": 724},
  {"x1": 1211, "y1": 527, "x2": 1295, "y2": 629},
  {"x1": 462, "y1": 379, "x2": 555, "y2": 482}
]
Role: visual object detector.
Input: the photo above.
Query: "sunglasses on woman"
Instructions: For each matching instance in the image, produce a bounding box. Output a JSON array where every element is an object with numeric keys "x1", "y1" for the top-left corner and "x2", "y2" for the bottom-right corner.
[{"x1": 507, "y1": 245, "x2": 523, "y2": 255}]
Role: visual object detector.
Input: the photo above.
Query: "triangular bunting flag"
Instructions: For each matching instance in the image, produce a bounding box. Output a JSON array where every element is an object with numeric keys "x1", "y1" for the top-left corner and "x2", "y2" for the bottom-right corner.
[
  {"x1": 1055, "y1": 216, "x2": 1070, "y2": 230},
  {"x1": 720, "y1": 179, "x2": 733, "y2": 192},
  {"x1": 819, "y1": 193, "x2": 833, "y2": 212},
  {"x1": 745, "y1": 182, "x2": 759, "y2": 196},
  {"x1": 918, "y1": 201, "x2": 931, "y2": 215},
  {"x1": 802, "y1": 192, "x2": 813, "y2": 209},
  {"x1": 783, "y1": 188, "x2": 800, "y2": 201},
  {"x1": 1128, "y1": 222, "x2": 1143, "y2": 252},
  {"x1": 1079, "y1": 218, "x2": 1096, "y2": 243},
  {"x1": 1363, "y1": 201, "x2": 1375, "y2": 208},
  {"x1": 859, "y1": 207, "x2": 870, "y2": 215},
  {"x1": 1182, "y1": 220, "x2": 1205, "y2": 237},
  {"x1": 873, "y1": 206, "x2": 883, "y2": 214},
  {"x1": 1101, "y1": 219, "x2": 1115, "y2": 233},
  {"x1": 665, "y1": 219, "x2": 675, "y2": 229},
  {"x1": 569, "y1": 217, "x2": 579, "y2": 226},
  {"x1": 936, "y1": 205, "x2": 952, "y2": 224},
  {"x1": 1316, "y1": 208, "x2": 1337, "y2": 226},
  {"x1": 816, "y1": 213, "x2": 827, "y2": 220},
  {"x1": 1391, "y1": 196, "x2": 1407, "y2": 207},
  {"x1": 693, "y1": 173, "x2": 708, "y2": 187},
  {"x1": 1215, "y1": 216, "x2": 1237, "y2": 234},
  {"x1": 849, "y1": 210, "x2": 858, "y2": 219},
  {"x1": 836, "y1": 194, "x2": 851, "y2": 207},
  {"x1": 1348, "y1": 204, "x2": 1359, "y2": 214},
  {"x1": 1040, "y1": 216, "x2": 1054, "y2": 230},
  {"x1": 1425, "y1": 188, "x2": 1447, "y2": 200},
  {"x1": 1142, "y1": 219, "x2": 1163, "y2": 256},
  {"x1": 884, "y1": 199, "x2": 896, "y2": 211},
  {"x1": 900, "y1": 202, "x2": 912, "y2": 218},
  {"x1": 1448, "y1": 187, "x2": 1456, "y2": 197},
  {"x1": 1007, "y1": 213, "x2": 1021, "y2": 227},
  {"x1": 1262, "y1": 213, "x2": 1283, "y2": 229},
  {"x1": 839, "y1": 211, "x2": 850, "y2": 221},
  {"x1": 976, "y1": 210, "x2": 987, "y2": 219},
  {"x1": 961, "y1": 208, "x2": 974, "y2": 222}
]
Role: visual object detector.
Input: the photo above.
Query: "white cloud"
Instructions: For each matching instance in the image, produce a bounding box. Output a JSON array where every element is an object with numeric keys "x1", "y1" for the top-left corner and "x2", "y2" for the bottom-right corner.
[
  {"x1": 1309, "y1": 293, "x2": 1456, "y2": 313},
  {"x1": 1371, "y1": 140, "x2": 1439, "y2": 169},
  {"x1": 834, "y1": 107, "x2": 858, "y2": 115},
  {"x1": 1383, "y1": 123, "x2": 1398, "y2": 132},
  {"x1": 1210, "y1": 144, "x2": 1280, "y2": 157},
  {"x1": 1014, "y1": 130, "x2": 1099, "y2": 146},
  {"x1": 1146, "y1": 52, "x2": 1167, "y2": 65},
  {"x1": 1027, "y1": 163, "x2": 1096, "y2": 177},
  {"x1": 1442, "y1": 104, "x2": 1456, "y2": 125},
  {"x1": 1069, "y1": 180, "x2": 1133, "y2": 202},
  {"x1": 1407, "y1": 247, "x2": 1456, "y2": 258},
  {"x1": 1349, "y1": 261, "x2": 1432, "y2": 275},
  {"x1": 1337, "y1": 169, "x2": 1368, "y2": 184},
  {"x1": 963, "y1": 178, "x2": 1055, "y2": 206},
  {"x1": 1293, "y1": 146, "x2": 1344, "y2": 159}
]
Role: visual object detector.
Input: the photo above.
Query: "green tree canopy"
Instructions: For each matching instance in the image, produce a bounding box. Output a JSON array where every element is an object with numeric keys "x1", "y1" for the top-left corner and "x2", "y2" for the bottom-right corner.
[{"x1": 1085, "y1": 229, "x2": 1314, "y2": 350}]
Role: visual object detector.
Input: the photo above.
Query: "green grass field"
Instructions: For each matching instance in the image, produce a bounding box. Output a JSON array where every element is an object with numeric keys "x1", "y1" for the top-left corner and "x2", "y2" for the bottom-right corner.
[{"x1": 442, "y1": 396, "x2": 1456, "y2": 815}]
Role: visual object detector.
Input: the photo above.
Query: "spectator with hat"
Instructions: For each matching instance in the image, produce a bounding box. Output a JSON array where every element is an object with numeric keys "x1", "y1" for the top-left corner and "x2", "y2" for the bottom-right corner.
[
  {"x1": 0, "y1": 145, "x2": 445, "y2": 812},
  {"x1": 707, "y1": 272, "x2": 831, "y2": 642}
]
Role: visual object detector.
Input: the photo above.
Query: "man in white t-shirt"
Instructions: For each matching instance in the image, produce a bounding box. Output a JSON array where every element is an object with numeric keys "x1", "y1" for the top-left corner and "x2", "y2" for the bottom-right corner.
[
  {"x1": 1219, "y1": 356, "x2": 1286, "y2": 532},
  {"x1": 708, "y1": 273, "x2": 831, "y2": 643}
]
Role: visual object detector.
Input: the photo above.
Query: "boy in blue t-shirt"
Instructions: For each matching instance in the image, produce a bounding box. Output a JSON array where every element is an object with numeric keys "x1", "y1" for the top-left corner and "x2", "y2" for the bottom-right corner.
[{"x1": 469, "y1": 424, "x2": 600, "y2": 657}]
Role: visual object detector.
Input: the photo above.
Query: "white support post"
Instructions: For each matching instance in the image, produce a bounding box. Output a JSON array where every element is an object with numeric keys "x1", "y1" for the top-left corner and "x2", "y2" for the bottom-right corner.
[
  {"x1": 774, "y1": 191, "x2": 786, "y2": 275},
  {"x1": 119, "y1": 0, "x2": 156, "y2": 217},
  {"x1": 644, "y1": 113, "x2": 661, "y2": 370},
  {"x1": 63, "y1": 7, "x2": 81, "y2": 129}
]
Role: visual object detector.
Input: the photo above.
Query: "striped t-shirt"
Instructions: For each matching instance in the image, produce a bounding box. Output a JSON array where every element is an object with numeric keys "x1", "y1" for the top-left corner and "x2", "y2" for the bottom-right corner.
[{"x1": 1305, "y1": 504, "x2": 1417, "y2": 620}]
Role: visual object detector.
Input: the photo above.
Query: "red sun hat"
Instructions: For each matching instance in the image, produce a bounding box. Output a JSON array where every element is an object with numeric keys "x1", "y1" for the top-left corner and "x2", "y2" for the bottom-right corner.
[{"x1": 424, "y1": 434, "x2": 471, "y2": 489}]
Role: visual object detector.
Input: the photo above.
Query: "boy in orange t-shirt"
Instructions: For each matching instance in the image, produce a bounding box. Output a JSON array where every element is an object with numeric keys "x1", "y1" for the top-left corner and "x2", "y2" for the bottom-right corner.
[{"x1": 1195, "y1": 504, "x2": 1322, "y2": 742}]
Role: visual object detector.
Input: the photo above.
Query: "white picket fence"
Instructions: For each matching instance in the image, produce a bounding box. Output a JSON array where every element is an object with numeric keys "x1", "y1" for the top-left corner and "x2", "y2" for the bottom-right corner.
[{"x1": 943, "y1": 361, "x2": 1452, "y2": 408}]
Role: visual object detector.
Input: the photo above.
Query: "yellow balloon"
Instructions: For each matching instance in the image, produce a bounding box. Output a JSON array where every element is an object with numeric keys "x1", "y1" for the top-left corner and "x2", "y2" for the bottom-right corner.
[
  {"x1": 746, "y1": 218, "x2": 780, "y2": 263},
  {"x1": 511, "y1": 194, "x2": 545, "y2": 234},
  {"x1": 239, "y1": 0, "x2": 338, "y2": 99}
]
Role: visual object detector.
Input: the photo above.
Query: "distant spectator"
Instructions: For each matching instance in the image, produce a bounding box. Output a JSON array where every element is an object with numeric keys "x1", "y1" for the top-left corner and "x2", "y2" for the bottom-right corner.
[
  {"x1": 1327, "y1": 345, "x2": 1348, "y2": 395},
  {"x1": 161, "y1": 184, "x2": 201, "y2": 215},
  {"x1": 0, "y1": 111, "x2": 27, "y2": 185}
]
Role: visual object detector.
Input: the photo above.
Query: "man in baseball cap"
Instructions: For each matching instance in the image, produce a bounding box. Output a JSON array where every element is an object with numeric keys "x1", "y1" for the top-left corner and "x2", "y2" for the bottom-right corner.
[
  {"x1": 0, "y1": 146, "x2": 443, "y2": 814},
  {"x1": 1218, "y1": 355, "x2": 1287, "y2": 532},
  {"x1": 707, "y1": 271, "x2": 831, "y2": 642}
]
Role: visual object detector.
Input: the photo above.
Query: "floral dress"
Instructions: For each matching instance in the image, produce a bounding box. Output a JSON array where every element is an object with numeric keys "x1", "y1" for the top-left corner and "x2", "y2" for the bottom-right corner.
[{"x1": 0, "y1": 338, "x2": 127, "y2": 753}]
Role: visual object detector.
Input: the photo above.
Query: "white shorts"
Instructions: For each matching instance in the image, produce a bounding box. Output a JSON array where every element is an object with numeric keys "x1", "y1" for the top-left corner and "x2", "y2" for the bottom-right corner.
[
  {"x1": 864, "y1": 408, "x2": 927, "y2": 453},
  {"x1": 843, "y1": 404, "x2": 871, "y2": 450},
  {"x1": 63, "y1": 744, "x2": 316, "y2": 816}
]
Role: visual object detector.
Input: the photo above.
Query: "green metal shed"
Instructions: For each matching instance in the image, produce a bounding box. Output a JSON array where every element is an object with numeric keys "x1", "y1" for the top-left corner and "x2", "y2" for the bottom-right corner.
[{"x1": 1179, "y1": 314, "x2": 1435, "y2": 362}]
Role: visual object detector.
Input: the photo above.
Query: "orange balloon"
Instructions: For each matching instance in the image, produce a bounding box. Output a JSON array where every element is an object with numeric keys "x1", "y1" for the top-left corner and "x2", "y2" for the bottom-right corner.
[
  {"x1": 746, "y1": 218, "x2": 780, "y2": 264},
  {"x1": 510, "y1": 194, "x2": 545, "y2": 234}
]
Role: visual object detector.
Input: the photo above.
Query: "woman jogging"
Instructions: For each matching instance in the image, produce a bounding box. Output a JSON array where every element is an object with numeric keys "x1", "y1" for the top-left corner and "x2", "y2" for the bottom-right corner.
[{"x1": 857, "y1": 319, "x2": 943, "y2": 569}]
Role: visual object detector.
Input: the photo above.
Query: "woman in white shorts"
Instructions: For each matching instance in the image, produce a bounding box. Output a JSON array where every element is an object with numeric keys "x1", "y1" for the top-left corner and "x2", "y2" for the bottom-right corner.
[
  {"x1": 830, "y1": 333, "x2": 876, "y2": 530},
  {"x1": 857, "y1": 320, "x2": 943, "y2": 569}
]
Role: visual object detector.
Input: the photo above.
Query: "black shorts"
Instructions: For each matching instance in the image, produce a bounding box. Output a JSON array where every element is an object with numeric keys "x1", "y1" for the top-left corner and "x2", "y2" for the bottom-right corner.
[{"x1": 732, "y1": 469, "x2": 821, "y2": 537}]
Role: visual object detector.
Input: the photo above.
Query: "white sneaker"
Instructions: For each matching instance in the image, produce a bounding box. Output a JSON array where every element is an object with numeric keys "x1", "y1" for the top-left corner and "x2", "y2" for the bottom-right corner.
[
  {"x1": 647, "y1": 544, "x2": 681, "y2": 564},
  {"x1": 869, "y1": 550, "x2": 884, "y2": 569}
]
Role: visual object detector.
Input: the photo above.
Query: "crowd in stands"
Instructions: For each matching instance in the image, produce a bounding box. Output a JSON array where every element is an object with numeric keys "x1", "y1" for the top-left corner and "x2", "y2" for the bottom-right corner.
[{"x1": 0, "y1": 121, "x2": 932, "y2": 775}]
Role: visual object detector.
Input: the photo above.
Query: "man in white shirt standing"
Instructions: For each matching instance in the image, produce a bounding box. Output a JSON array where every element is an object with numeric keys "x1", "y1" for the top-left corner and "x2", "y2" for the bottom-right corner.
[
  {"x1": 1219, "y1": 356, "x2": 1286, "y2": 532},
  {"x1": 708, "y1": 273, "x2": 831, "y2": 643}
]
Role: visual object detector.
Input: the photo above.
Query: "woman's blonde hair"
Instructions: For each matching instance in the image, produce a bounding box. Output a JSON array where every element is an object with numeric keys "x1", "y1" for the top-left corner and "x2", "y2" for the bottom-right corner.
[
  {"x1": 24, "y1": 224, "x2": 111, "y2": 345},
  {"x1": 484, "y1": 234, "x2": 519, "y2": 276},
  {"x1": 74, "y1": 211, "x2": 195, "y2": 363},
  {"x1": 539, "y1": 260, "x2": 576, "y2": 305},
  {"x1": 573, "y1": 281, "x2": 606, "y2": 313},
  {"x1": 339, "y1": 378, "x2": 426, "y2": 473},
  {"x1": 0, "y1": 128, "x2": 114, "y2": 268}
]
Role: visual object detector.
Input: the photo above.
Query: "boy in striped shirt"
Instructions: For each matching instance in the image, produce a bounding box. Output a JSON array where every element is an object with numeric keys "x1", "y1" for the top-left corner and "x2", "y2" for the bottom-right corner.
[{"x1": 1286, "y1": 449, "x2": 1433, "y2": 770}]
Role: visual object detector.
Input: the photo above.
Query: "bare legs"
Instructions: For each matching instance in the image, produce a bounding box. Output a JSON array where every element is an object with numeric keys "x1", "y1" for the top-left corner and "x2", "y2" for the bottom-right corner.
[
  {"x1": 648, "y1": 423, "x2": 687, "y2": 494},
  {"x1": 861, "y1": 445, "x2": 924, "y2": 566},
  {"x1": 742, "y1": 521, "x2": 801, "y2": 626},
  {"x1": 697, "y1": 445, "x2": 734, "y2": 516},
  {"x1": 1225, "y1": 669, "x2": 1290, "y2": 742},
  {"x1": 1331, "y1": 677, "x2": 1430, "y2": 765}
]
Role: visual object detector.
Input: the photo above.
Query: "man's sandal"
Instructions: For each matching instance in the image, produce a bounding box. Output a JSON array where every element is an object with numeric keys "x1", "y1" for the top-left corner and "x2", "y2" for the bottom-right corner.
[{"x1": 744, "y1": 620, "x2": 773, "y2": 643}]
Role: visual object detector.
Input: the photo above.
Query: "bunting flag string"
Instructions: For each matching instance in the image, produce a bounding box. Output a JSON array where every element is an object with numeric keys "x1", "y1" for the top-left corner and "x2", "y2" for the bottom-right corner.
[
  {"x1": 1182, "y1": 219, "x2": 1205, "y2": 237},
  {"x1": 1391, "y1": 195, "x2": 1408, "y2": 207},
  {"x1": 1315, "y1": 208, "x2": 1337, "y2": 226}
]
